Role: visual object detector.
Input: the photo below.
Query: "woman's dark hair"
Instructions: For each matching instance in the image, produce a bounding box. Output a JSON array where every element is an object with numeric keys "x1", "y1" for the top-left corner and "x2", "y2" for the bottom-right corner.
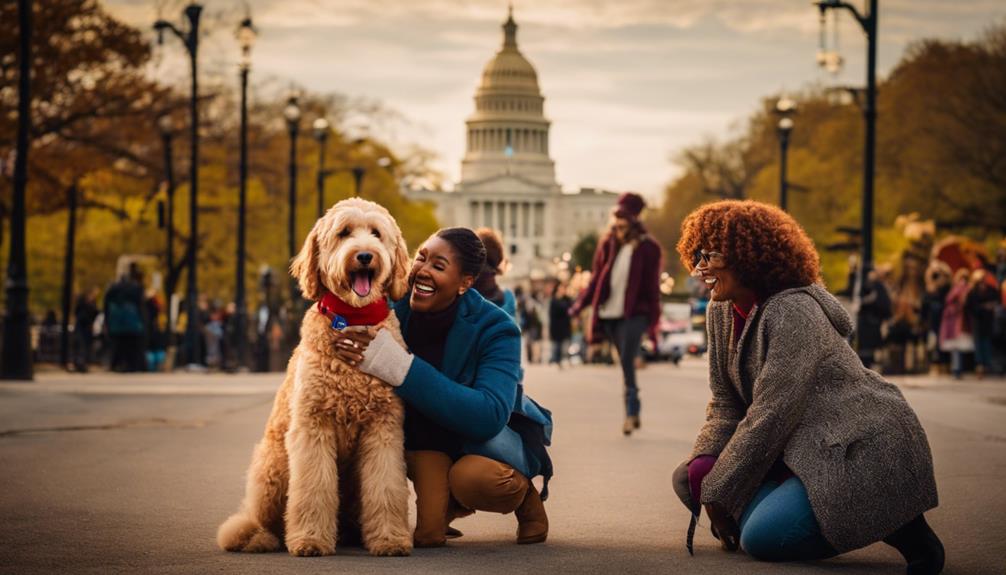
[
  {"x1": 473, "y1": 228, "x2": 506, "y2": 303},
  {"x1": 436, "y1": 227, "x2": 487, "y2": 279}
]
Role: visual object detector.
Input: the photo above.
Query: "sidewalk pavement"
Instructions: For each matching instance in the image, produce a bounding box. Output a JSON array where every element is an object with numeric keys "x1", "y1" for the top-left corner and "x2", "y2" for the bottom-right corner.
[{"x1": 0, "y1": 359, "x2": 1003, "y2": 574}]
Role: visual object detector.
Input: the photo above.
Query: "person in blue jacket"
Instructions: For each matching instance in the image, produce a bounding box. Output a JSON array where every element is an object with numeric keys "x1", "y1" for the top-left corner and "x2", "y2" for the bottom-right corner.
[{"x1": 335, "y1": 227, "x2": 552, "y2": 548}]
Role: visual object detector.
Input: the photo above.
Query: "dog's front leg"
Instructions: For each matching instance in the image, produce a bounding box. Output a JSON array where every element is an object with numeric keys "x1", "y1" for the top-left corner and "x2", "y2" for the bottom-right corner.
[
  {"x1": 357, "y1": 410, "x2": 412, "y2": 556},
  {"x1": 284, "y1": 404, "x2": 339, "y2": 556}
]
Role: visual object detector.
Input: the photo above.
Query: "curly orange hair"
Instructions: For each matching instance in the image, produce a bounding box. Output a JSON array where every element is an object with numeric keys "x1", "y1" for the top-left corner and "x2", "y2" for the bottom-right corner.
[{"x1": 676, "y1": 200, "x2": 821, "y2": 299}]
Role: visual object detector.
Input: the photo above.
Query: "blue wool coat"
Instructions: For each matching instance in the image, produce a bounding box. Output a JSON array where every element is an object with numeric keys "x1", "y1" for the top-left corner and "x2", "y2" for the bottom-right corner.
[{"x1": 393, "y1": 290, "x2": 552, "y2": 488}]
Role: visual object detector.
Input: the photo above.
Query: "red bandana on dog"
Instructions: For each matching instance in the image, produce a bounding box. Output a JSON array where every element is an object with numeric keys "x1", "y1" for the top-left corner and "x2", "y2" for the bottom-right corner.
[{"x1": 317, "y1": 291, "x2": 390, "y2": 330}]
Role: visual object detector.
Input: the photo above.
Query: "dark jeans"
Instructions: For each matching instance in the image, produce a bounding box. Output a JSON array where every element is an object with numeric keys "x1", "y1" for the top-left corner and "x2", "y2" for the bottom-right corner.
[
  {"x1": 110, "y1": 334, "x2": 146, "y2": 372},
  {"x1": 73, "y1": 330, "x2": 93, "y2": 372},
  {"x1": 740, "y1": 477, "x2": 838, "y2": 561},
  {"x1": 973, "y1": 334, "x2": 993, "y2": 369},
  {"x1": 549, "y1": 338, "x2": 568, "y2": 365},
  {"x1": 602, "y1": 315, "x2": 648, "y2": 417}
]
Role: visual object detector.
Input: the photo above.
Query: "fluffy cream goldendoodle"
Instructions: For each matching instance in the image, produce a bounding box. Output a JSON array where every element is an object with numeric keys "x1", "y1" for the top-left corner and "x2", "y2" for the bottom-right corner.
[{"x1": 217, "y1": 198, "x2": 413, "y2": 557}]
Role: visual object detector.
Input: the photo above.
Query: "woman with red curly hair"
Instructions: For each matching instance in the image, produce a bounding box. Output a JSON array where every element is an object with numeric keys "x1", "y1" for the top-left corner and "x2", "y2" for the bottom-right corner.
[{"x1": 670, "y1": 201, "x2": 943, "y2": 573}]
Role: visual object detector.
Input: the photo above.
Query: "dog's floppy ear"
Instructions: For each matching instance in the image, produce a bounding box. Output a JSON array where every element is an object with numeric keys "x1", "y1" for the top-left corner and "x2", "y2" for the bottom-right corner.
[
  {"x1": 387, "y1": 231, "x2": 411, "y2": 302},
  {"x1": 290, "y1": 225, "x2": 322, "y2": 301}
]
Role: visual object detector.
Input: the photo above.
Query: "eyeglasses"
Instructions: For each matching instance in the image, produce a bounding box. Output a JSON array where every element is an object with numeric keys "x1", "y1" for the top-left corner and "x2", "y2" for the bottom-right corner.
[{"x1": 692, "y1": 249, "x2": 725, "y2": 269}]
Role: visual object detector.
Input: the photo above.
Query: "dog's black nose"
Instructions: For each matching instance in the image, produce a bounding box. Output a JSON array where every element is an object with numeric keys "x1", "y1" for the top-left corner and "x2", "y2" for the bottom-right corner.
[{"x1": 356, "y1": 252, "x2": 373, "y2": 265}]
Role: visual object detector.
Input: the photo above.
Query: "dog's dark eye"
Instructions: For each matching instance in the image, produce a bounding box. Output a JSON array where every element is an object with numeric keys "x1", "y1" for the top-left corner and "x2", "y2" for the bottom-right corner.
[
  {"x1": 371, "y1": 228, "x2": 381, "y2": 239},
  {"x1": 338, "y1": 228, "x2": 351, "y2": 238}
]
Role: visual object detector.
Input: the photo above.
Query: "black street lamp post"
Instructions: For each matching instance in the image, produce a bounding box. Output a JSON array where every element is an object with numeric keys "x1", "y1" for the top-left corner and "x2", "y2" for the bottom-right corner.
[
  {"x1": 313, "y1": 117, "x2": 329, "y2": 218},
  {"x1": 777, "y1": 118, "x2": 793, "y2": 211},
  {"x1": 284, "y1": 95, "x2": 302, "y2": 316},
  {"x1": 774, "y1": 97, "x2": 796, "y2": 212},
  {"x1": 2, "y1": 0, "x2": 34, "y2": 380},
  {"x1": 814, "y1": 0, "x2": 879, "y2": 346},
  {"x1": 155, "y1": 3, "x2": 203, "y2": 367},
  {"x1": 776, "y1": 119, "x2": 792, "y2": 211},
  {"x1": 59, "y1": 182, "x2": 78, "y2": 370},
  {"x1": 158, "y1": 115, "x2": 176, "y2": 305},
  {"x1": 352, "y1": 166, "x2": 366, "y2": 197},
  {"x1": 234, "y1": 16, "x2": 256, "y2": 371}
]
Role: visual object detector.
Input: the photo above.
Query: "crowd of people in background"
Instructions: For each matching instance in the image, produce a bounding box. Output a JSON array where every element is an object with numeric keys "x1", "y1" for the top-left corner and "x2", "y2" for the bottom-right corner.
[
  {"x1": 30, "y1": 261, "x2": 291, "y2": 374},
  {"x1": 22, "y1": 213, "x2": 1006, "y2": 383},
  {"x1": 847, "y1": 244, "x2": 1006, "y2": 379}
]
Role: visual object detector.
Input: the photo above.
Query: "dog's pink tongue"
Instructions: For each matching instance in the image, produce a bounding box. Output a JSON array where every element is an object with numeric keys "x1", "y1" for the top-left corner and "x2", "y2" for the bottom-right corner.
[{"x1": 353, "y1": 273, "x2": 372, "y2": 297}]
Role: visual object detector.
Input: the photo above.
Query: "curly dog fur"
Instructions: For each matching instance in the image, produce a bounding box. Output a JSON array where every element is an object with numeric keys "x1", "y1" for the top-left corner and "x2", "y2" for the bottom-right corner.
[{"x1": 217, "y1": 198, "x2": 413, "y2": 557}]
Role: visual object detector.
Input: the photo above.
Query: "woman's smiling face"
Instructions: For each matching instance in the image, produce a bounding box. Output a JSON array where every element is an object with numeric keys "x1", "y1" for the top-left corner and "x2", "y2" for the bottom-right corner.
[
  {"x1": 408, "y1": 236, "x2": 473, "y2": 313},
  {"x1": 694, "y1": 249, "x2": 745, "y2": 303}
]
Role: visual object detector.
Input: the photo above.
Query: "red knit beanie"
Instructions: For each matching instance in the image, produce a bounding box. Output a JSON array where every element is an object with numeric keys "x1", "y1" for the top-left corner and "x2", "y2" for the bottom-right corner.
[{"x1": 614, "y1": 192, "x2": 645, "y2": 220}]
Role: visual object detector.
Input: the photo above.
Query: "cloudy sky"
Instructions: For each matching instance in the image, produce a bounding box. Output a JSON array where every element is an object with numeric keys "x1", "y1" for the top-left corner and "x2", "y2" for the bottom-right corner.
[{"x1": 107, "y1": 0, "x2": 1005, "y2": 203}]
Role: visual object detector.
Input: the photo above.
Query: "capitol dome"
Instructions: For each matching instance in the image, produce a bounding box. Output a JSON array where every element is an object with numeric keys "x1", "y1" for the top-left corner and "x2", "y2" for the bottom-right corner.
[
  {"x1": 462, "y1": 6, "x2": 555, "y2": 187},
  {"x1": 406, "y1": 5, "x2": 618, "y2": 283},
  {"x1": 479, "y1": 13, "x2": 540, "y2": 94}
]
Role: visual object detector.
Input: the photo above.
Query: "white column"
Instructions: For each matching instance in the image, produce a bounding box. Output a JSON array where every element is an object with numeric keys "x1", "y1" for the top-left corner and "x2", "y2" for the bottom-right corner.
[
  {"x1": 522, "y1": 202, "x2": 530, "y2": 238},
  {"x1": 509, "y1": 202, "x2": 518, "y2": 240},
  {"x1": 497, "y1": 201, "x2": 505, "y2": 232}
]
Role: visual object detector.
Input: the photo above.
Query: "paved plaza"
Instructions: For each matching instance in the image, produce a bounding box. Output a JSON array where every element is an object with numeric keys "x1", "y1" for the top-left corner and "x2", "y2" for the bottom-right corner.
[{"x1": 0, "y1": 359, "x2": 1003, "y2": 574}]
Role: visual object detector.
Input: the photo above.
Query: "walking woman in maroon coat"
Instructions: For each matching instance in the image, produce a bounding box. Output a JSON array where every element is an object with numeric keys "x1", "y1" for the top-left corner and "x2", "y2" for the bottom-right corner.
[{"x1": 570, "y1": 192, "x2": 662, "y2": 436}]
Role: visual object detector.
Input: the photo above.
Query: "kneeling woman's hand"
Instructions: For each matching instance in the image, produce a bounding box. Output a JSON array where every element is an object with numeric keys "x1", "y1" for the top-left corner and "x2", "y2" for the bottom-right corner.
[
  {"x1": 336, "y1": 327, "x2": 414, "y2": 387},
  {"x1": 334, "y1": 326, "x2": 378, "y2": 366},
  {"x1": 704, "y1": 502, "x2": 740, "y2": 551}
]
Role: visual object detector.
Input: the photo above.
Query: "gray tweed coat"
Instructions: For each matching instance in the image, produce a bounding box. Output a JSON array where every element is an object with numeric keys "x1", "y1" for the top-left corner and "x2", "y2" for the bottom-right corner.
[{"x1": 691, "y1": 284, "x2": 938, "y2": 553}]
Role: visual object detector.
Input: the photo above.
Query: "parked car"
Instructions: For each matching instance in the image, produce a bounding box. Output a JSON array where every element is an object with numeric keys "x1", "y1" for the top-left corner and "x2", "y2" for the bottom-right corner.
[{"x1": 642, "y1": 302, "x2": 707, "y2": 362}]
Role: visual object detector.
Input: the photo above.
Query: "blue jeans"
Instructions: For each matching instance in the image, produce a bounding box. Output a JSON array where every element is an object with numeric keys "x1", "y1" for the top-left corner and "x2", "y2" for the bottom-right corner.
[
  {"x1": 601, "y1": 316, "x2": 648, "y2": 417},
  {"x1": 739, "y1": 477, "x2": 838, "y2": 562}
]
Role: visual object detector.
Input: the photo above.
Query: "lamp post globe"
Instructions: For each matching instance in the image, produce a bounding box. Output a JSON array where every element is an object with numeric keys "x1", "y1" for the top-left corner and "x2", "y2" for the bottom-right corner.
[
  {"x1": 238, "y1": 16, "x2": 256, "y2": 62},
  {"x1": 312, "y1": 117, "x2": 330, "y2": 141},
  {"x1": 284, "y1": 96, "x2": 302, "y2": 129},
  {"x1": 158, "y1": 114, "x2": 173, "y2": 136},
  {"x1": 776, "y1": 97, "x2": 797, "y2": 115}
]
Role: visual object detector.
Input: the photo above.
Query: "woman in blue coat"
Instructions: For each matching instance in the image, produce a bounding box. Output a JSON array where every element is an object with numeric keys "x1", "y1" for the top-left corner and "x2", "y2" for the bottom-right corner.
[{"x1": 335, "y1": 227, "x2": 551, "y2": 548}]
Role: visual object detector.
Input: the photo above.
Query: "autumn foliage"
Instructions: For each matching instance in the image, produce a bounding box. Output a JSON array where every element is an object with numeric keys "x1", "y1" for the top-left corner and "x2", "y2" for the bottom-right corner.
[{"x1": 0, "y1": 0, "x2": 439, "y2": 314}]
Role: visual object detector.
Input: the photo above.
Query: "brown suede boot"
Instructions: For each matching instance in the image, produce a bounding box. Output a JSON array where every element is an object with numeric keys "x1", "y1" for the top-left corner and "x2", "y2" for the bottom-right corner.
[
  {"x1": 515, "y1": 483, "x2": 548, "y2": 544},
  {"x1": 445, "y1": 496, "x2": 474, "y2": 539},
  {"x1": 406, "y1": 451, "x2": 453, "y2": 548}
]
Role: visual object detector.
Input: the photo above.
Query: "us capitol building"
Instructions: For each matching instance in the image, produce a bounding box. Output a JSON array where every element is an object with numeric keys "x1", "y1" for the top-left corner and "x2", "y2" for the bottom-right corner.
[{"x1": 406, "y1": 8, "x2": 617, "y2": 280}]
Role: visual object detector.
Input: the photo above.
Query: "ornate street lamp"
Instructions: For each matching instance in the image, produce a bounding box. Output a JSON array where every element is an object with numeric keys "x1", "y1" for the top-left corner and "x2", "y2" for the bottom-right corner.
[
  {"x1": 284, "y1": 94, "x2": 302, "y2": 317},
  {"x1": 774, "y1": 97, "x2": 797, "y2": 212},
  {"x1": 2, "y1": 0, "x2": 34, "y2": 379},
  {"x1": 234, "y1": 14, "x2": 256, "y2": 371},
  {"x1": 813, "y1": 0, "x2": 879, "y2": 354},
  {"x1": 155, "y1": 3, "x2": 203, "y2": 367},
  {"x1": 313, "y1": 117, "x2": 330, "y2": 218}
]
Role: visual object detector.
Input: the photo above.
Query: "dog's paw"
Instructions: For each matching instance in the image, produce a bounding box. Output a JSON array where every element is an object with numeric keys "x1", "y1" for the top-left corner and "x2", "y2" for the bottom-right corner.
[
  {"x1": 242, "y1": 529, "x2": 281, "y2": 553},
  {"x1": 287, "y1": 537, "x2": 335, "y2": 557},
  {"x1": 367, "y1": 538, "x2": 412, "y2": 557},
  {"x1": 217, "y1": 514, "x2": 282, "y2": 553}
]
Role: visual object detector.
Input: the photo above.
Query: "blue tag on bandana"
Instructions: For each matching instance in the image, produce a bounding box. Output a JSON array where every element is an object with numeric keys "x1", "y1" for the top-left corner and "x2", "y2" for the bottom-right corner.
[{"x1": 331, "y1": 315, "x2": 348, "y2": 331}]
